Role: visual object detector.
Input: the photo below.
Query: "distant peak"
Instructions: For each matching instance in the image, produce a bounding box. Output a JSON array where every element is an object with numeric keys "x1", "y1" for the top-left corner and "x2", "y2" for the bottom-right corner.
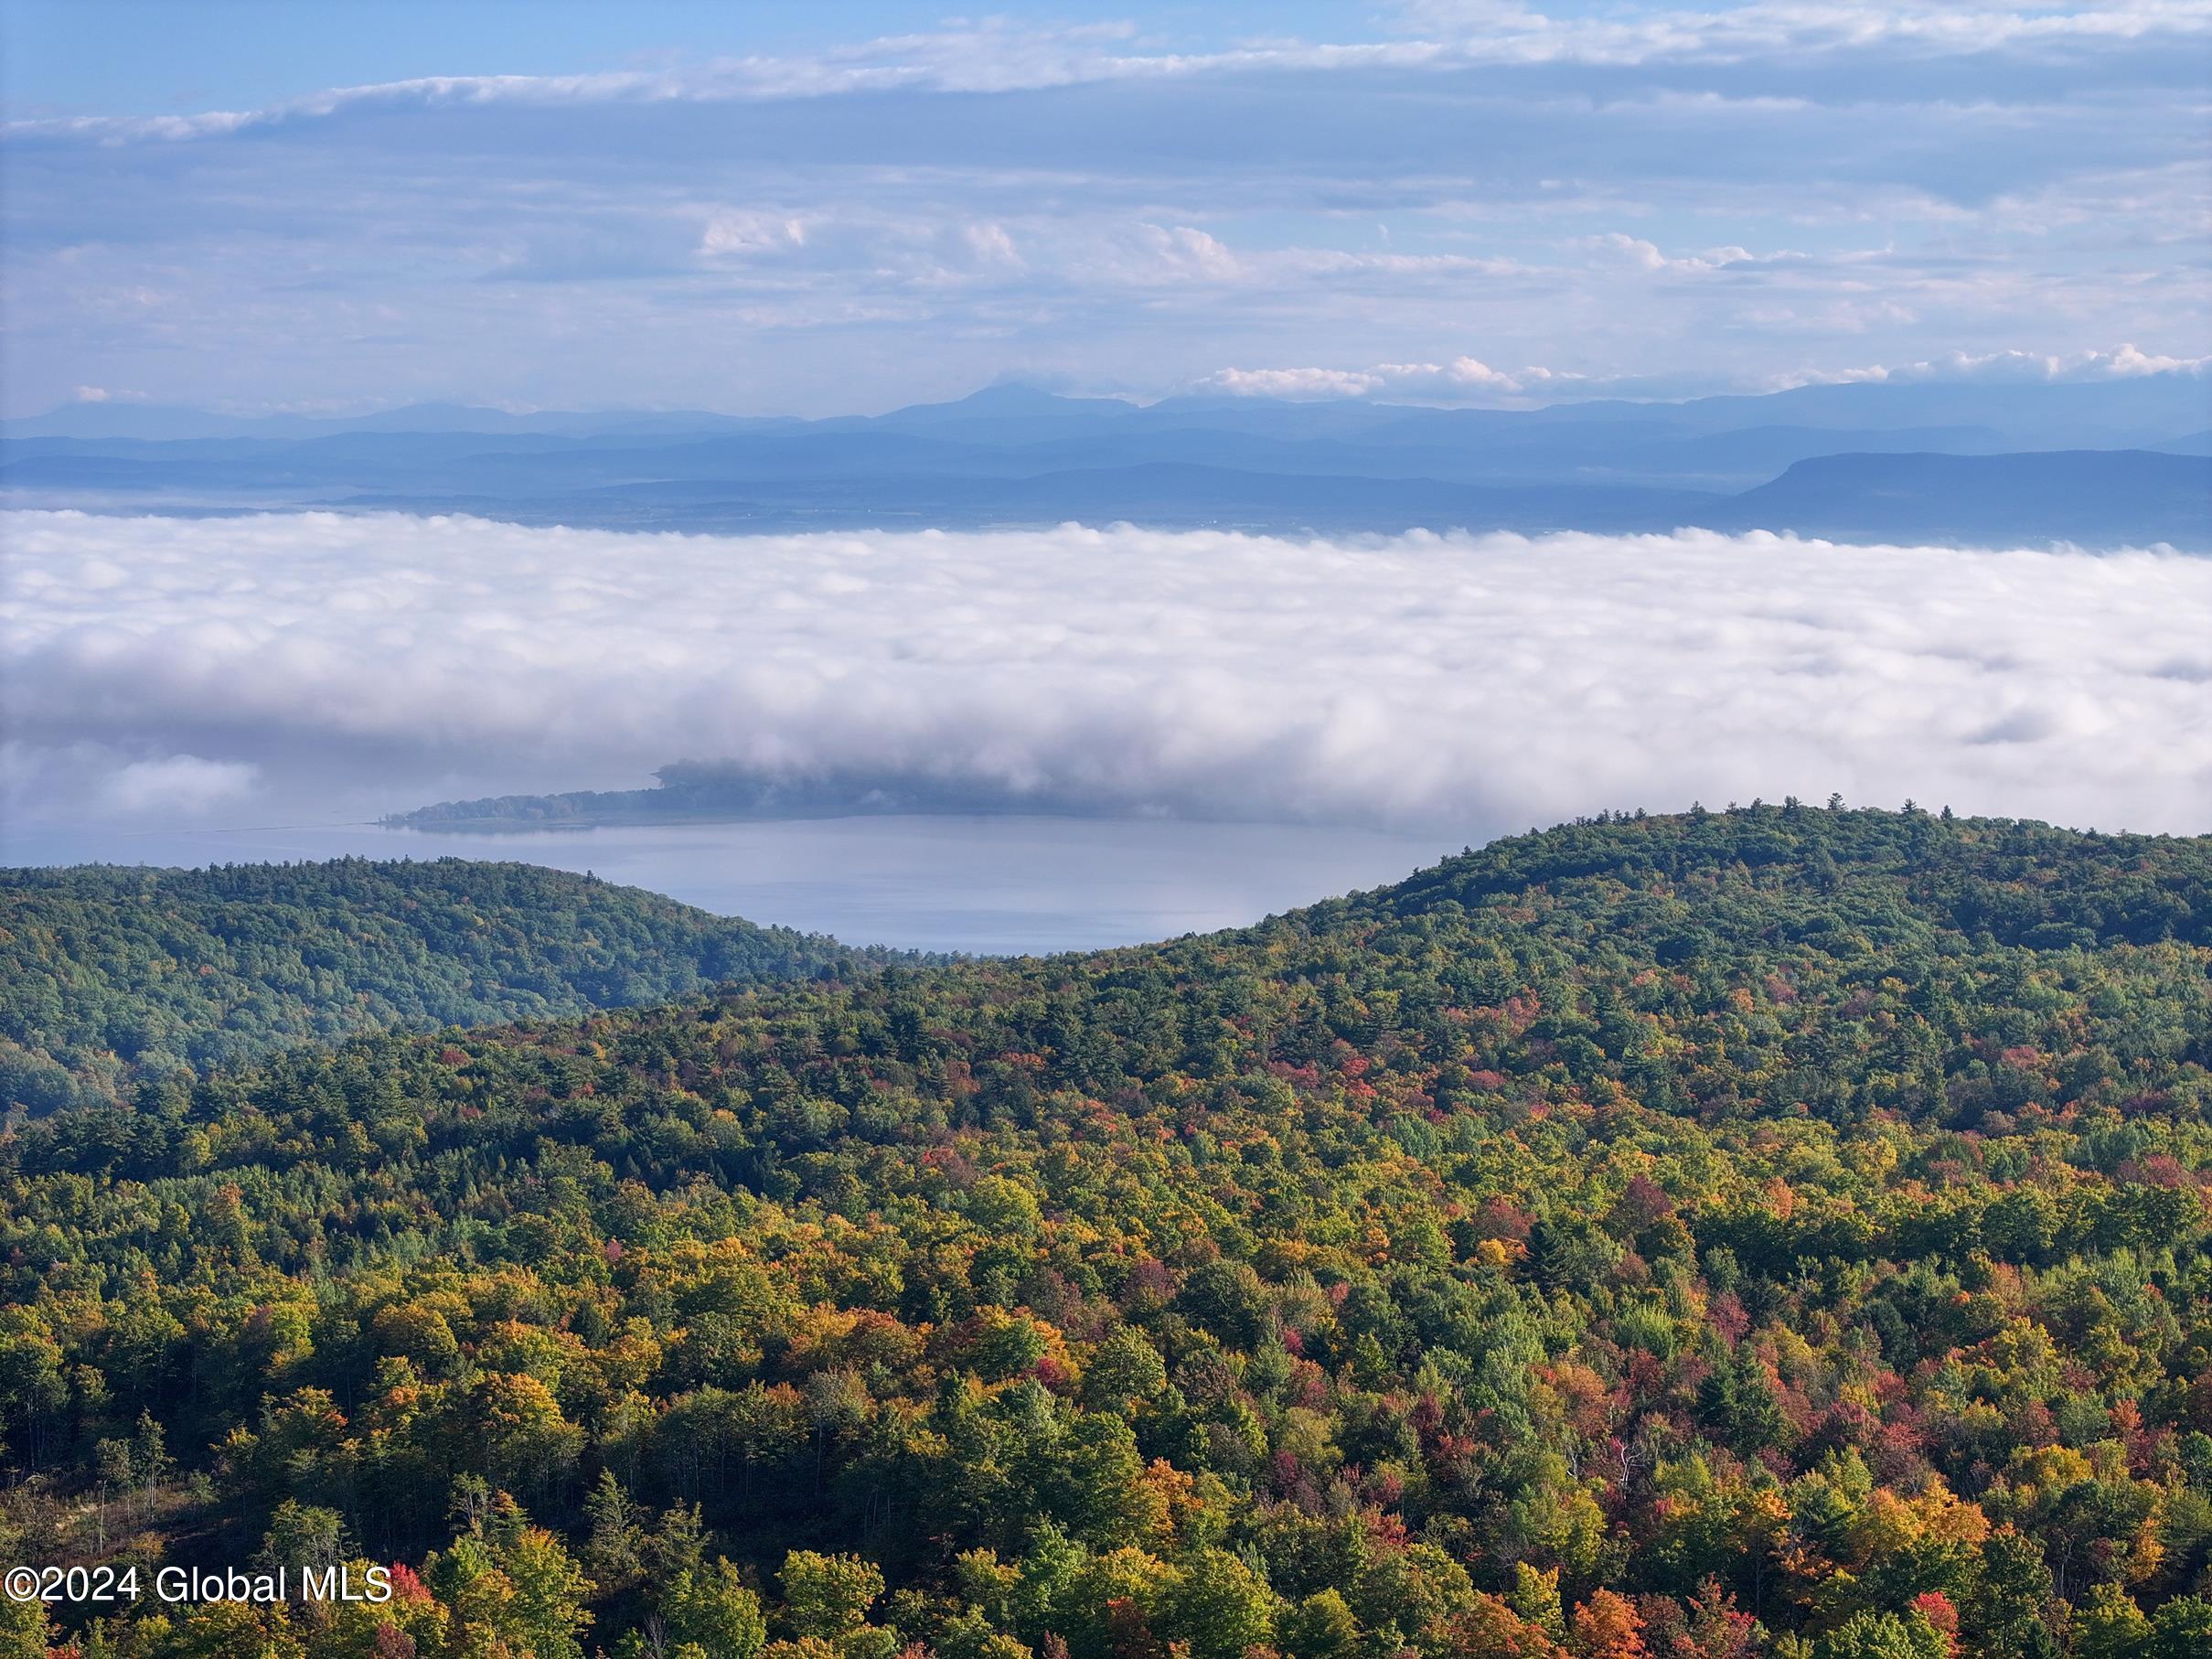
[
  {"x1": 959, "y1": 383, "x2": 1070, "y2": 407},
  {"x1": 931, "y1": 383, "x2": 1138, "y2": 414}
]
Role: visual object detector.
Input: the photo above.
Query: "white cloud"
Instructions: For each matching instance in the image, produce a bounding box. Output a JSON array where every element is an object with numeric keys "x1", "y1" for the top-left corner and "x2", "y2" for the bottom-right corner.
[
  {"x1": 961, "y1": 224, "x2": 1024, "y2": 269},
  {"x1": 1195, "y1": 356, "x2": 1574, "y2": 402},
  {"x1": 13, "y1": 5, "x2": 2207, "y2": 148},
  {"x1": 1780, "y1": 343, "x2": 2212, "y2": 387},
  {"x1": 699, "y1": 210, "x2": 810, "y2": 259},
  {"x1": 1395, "y1": 0, "x2": 2212, "y2": 66},
  {"x1": 1127, "y1": 225, "x2": 1245, "y2": 283},
  {"x1": 1581, "y1": 233, "x2": 1801, "y2": 273},
  {"x1": 5, "y1": 511, "x2": 2209, "y2": 842},
  {"x1": 1, "y1": 25, "x2": 1202, "y2": 148},
  {"x1": 95, "y1": 754, "x2": 261, "y2": 816},
  {"x1": 1196, "y1": 366, "x2": 1395, "y2": 399}
]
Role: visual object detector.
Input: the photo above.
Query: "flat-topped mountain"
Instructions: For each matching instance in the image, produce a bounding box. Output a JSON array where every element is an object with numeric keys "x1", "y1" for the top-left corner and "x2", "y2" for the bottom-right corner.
[{"x1": 1708, "y1": 449, "x2": 2212, "y2": 545}]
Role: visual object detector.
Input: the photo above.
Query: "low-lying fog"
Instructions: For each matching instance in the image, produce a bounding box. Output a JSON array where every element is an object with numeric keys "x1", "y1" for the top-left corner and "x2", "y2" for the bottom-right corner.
[{"x1": 6, "y1": 509, "x2": 2208, "y2": 945}]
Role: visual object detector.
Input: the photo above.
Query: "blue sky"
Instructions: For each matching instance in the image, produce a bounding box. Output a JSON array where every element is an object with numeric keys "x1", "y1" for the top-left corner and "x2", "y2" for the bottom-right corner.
[{"x1": 4, "y1": 0, "x2": 2207, "y2": 415}]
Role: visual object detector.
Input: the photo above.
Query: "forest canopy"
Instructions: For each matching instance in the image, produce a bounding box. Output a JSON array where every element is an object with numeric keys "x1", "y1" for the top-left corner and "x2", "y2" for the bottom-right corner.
[
  {"x1": 1, "y1": 806, "x2": 2209, "y2": 1659},
  {"x1": 0, "y1": 857, "x2": 915, "y2": 1112}
]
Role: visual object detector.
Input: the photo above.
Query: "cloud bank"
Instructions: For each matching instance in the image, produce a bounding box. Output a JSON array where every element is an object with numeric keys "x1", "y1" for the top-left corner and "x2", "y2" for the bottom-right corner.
[
  {"x1": 1197, "y1": 341, "x2": 2212, "y2": 407},
  {"x1": 1779, "y1": 344, "x2": 2212, "y2": 389},
  {"x1": 1194, "y1": 358, "x2": 1573, "y2": 402},
  {"x1": 5, "y1": 511, "x2": 2210, "y2": 843}
]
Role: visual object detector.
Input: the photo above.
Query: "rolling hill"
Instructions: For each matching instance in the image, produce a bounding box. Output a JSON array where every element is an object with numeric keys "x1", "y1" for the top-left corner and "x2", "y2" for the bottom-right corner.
[
  {"x1": 0, "y1": 858, "x2": 918, "y2": 1111},
  {"x1": 3, "y1": 807, "x2": 2209, "y2": 1654}
]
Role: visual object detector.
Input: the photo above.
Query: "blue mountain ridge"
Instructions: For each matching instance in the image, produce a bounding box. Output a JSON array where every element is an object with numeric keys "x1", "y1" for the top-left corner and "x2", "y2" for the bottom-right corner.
[{"x1": 5, "y1": 379, "x2": 2207, "y2": 546}]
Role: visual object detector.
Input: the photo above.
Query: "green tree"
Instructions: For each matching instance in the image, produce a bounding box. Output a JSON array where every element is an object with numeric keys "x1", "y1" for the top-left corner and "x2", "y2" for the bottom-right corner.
[
  {"x1": 781, "y1": 1551, "x2": 886, "y2": 1642},
  {"x1": 1811, "y1": 1610, "x2": 1947, "y2": 1659},
  {"x1": 665, "y1": 1557, "x2": 771, "y2": 1659},
  {"x1": 1165, "y1": 1548, "x2": 1276, "y2": 1659}
]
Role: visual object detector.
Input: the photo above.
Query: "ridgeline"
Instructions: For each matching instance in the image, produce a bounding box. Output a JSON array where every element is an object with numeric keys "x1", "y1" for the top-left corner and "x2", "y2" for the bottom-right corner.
[{"x1": 2, "y1": 807, "x2": 2209, "y2": 1658}]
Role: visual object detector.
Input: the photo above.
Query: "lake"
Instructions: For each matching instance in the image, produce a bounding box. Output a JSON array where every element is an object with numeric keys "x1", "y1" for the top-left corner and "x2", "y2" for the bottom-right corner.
[{"x1": 1, "y1": 814, "x2": 1451, "y2": 956}]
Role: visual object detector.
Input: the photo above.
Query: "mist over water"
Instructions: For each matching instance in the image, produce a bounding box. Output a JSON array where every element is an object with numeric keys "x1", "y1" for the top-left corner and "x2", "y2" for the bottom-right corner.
[
  {"x1": 9, "y1": 511, "x2": 2211, "y2": 855},
  {"x1": 0, "y1": 814, "x2": 1444, "y2": 957}
]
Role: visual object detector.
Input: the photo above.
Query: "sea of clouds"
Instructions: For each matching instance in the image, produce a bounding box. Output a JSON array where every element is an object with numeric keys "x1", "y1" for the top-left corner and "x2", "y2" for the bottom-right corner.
[{"x1": 5, "y1": 509, "x2": 2209, "y2": 842}]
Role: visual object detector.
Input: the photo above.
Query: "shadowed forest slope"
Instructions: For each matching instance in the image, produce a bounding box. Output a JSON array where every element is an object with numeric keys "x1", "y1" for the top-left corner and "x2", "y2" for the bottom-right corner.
[{"x1": 0, "y1": 858, "x2": 914, "y2": 1110}]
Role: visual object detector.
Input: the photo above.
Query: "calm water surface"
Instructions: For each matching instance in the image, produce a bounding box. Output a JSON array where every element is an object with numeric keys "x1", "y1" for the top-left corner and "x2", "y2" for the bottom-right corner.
[{"x1": 4, "y1": 815, "x2": 1448, "y2": 956}]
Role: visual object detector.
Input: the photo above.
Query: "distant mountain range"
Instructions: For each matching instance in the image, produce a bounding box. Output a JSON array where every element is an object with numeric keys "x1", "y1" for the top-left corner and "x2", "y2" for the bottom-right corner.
[{"x1": 6, "y1": 377, "x2": 2207, "y2": 545}]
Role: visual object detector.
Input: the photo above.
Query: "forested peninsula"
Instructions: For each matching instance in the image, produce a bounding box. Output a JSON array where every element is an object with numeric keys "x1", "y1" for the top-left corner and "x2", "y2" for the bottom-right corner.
[{"x1": 2, "y1": 807, "x2": 2209, "y2": 1659}]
